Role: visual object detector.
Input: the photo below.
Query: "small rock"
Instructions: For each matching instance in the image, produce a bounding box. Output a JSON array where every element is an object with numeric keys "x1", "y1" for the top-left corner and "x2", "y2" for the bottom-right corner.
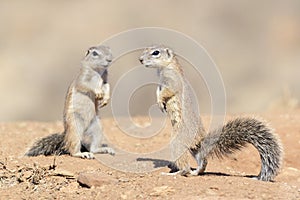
[
  {"x1": 118, "y1": 177, "x2": 129, "y2": 182},
  {"x1": 23, "y1": 171, "x2": 33, "y2": 179},
  {"x1": 287, "y1": 167, "x2": 299, "y2": 172},
  {"x1": 107, "y1": 171, "x2": 113, "y2": 175},
  {"x1": 77, "y1": 172, "x2": 117, "y2": 188}
]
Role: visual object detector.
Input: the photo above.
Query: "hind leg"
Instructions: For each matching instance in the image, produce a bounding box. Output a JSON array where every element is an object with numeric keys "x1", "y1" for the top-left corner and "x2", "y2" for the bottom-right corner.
[
  {"x1": 189, "y1": 151, "x2": 208, "y2": 176},
  {"x1": 162, "y1": 149, "x2": 192, "y2": 176},
  {"x1": 65, "y1": 114, "x2": 95, "y2": 159},
  {"x1": 86, "y1": 116, "x2": 115, "y2": 155}
]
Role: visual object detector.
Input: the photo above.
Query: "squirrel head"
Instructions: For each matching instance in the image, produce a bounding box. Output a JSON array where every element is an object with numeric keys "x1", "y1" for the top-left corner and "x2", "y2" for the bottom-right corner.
[
  {"x1": 83, "y1": 45, "x2": 113, "y2": 69},
  {"x1": 139, "y1": 45, "x2": 176, "y2": 68}
]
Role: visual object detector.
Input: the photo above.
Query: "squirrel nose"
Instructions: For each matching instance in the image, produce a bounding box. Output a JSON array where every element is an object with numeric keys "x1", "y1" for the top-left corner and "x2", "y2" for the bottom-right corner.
[
  {"x1": 106, "y1": 56, "x2": 113, "y2": 63},
  {"x1": 139, "y1": 58, "x2": 143, "y2": 64}
]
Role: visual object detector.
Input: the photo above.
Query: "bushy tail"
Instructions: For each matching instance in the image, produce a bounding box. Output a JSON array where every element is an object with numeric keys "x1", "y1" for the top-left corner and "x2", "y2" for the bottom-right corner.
[
  {"x1": 25, "y1": 133, "x2": 68, "y2": 156},
  {"x1": 204, "y1": 117, "x2": 283, "y2": 181}
]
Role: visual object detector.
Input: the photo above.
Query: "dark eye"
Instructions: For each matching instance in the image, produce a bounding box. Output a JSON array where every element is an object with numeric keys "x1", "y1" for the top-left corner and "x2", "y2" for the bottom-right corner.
[
  {"x1": 151, "y1": 50, "x2": 160, "y2": 56},
  {"x1": 92, "y1": 51, "x2": 99, "y2": 56}
]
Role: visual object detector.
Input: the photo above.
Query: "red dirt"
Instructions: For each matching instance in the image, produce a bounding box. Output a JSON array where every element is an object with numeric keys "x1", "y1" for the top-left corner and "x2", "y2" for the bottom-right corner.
[{"x1": 0, "y1": 112, "x2": 300, "y2": 199}]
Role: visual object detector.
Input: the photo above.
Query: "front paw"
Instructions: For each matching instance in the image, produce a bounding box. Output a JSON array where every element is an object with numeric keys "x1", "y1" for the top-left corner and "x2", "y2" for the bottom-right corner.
[
  {"x1": 99, "y1": 95, "x2": 110, "y2": 108},
  {"x1": 95, "y1": 87, "x2": 104, "y2": 99},
  {"x1": 157, "y1": 101, "x2": 166, "y2": 113},
  {"x1": 99, "y1": 99, "x2": 109, "y2": 108}
]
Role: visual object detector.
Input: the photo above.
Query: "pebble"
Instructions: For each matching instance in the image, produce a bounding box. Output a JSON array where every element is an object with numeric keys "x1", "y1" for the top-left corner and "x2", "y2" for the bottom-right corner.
[{"x1": 77, "y1": 172, "x2": 117, "y2": 188}]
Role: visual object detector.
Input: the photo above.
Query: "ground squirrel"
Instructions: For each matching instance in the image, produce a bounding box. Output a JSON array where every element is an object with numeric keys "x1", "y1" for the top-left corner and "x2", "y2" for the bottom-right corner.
[
  {"x1": 139, "y1": 44, "x2": 283, "y2": 181},
  {"x1": 26, "y1": 45, "x2": 115, "y2": 159}
]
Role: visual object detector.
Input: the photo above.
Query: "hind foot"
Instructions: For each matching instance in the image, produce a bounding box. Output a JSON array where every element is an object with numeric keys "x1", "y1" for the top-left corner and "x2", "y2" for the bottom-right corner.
[
  {"x1": 93, "y1": 147, "x2": 115, "y2": 156},
  {"x1": 72, "y1": 152, "x2": 95, "y2": 159}
]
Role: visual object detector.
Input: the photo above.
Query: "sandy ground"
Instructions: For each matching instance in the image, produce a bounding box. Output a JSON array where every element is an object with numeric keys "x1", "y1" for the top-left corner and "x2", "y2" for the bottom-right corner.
[{"x1": 0, "y1": 112, "x2": 300, "y2": 199}]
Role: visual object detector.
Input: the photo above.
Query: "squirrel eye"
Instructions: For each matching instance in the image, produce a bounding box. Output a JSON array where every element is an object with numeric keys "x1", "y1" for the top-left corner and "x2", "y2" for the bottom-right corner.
[
  {"x1": 151, "y1": 50, "x2": 160, "y2": 56},
  {"x1": 92, "y1": 51, "x2": 99, "y2": 56}
]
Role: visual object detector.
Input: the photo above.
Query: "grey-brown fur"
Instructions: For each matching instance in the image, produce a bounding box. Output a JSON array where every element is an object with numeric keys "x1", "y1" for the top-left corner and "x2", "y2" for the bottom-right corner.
[
  {"x1": 140, "y1": 45, "x2": 207, "y2": 174},
  {"x1": 192, "y1": 117, "x2": 282, "y2": 181},
  {"x1": 26, "y1": 45, "x2": 115, "y2": 159},
  {"x1": 26, "y1": 133, "x2": 67, "y2": 156},
  {"x1": 140, "y1": 44, "x2": 283, "y2": 181}
]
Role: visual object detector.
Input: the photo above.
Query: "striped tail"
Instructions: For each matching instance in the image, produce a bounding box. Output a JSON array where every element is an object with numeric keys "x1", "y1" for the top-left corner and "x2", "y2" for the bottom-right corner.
[
  {"x1": 25, "y1": 133, "x2": 67, "y2": 156},
  {"x1": 205, "y1": 117, "x2": 283, "y2": 181}
]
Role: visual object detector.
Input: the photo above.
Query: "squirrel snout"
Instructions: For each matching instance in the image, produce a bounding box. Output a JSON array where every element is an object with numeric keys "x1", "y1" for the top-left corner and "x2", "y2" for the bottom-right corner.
[
  {"x1": 139, "y1": 58, "x2": 143, "y2": 64},
  {"x1": 106, "y1": 56, "x2": 113, "y2": 63}
]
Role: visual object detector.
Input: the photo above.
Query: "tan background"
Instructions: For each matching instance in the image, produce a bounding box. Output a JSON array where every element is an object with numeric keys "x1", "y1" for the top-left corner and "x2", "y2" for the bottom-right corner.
[{"x1": 1, "y1": 0, "x2": 300, "y2": 121}]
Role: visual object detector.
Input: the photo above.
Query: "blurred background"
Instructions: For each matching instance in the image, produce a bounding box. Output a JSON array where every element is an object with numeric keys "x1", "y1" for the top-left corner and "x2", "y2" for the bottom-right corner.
[{"x1": 0, "y1": 0, "x2": 299, "y2": 121}]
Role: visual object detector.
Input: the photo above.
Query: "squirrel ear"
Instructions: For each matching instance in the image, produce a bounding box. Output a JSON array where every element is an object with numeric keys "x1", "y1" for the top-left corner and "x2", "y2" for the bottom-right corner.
[
  {"x1": 85, "y1": 49, "x2": 90, "y2": 57},
  {"x1": 165, "y1": 48, "x2": 173, "y2": 59}
]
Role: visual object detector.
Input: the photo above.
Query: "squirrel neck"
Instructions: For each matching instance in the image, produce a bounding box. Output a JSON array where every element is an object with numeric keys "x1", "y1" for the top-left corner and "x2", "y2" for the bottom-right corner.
[
  {"x1": 165, "y1": 58, "x2": 183, "y2": 74},
  {"x1": 81, "y1": 62, "x2": 107, "y2": 76},
  {"x1": 158, "y1": 58, "x2": 185, "y2": 86}
]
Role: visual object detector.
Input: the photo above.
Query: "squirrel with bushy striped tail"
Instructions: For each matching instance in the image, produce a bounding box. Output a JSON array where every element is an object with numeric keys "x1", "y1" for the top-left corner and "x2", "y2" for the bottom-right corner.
[
  {"x1": 139, "y1": 44, "x2": 282, "y2": 181},
  {"x1": 26, "y1": 45, "x2": 115, "y2": 159}
]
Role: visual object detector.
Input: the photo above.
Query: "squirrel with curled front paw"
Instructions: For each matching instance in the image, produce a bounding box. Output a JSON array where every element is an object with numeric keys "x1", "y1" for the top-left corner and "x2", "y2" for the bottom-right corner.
[
  {"x1": 140, "y1": 44, "x2": 282, "y2": 181},
  {"x1": 26, "y1": 45, "x2": 115, "y2": 159}
]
